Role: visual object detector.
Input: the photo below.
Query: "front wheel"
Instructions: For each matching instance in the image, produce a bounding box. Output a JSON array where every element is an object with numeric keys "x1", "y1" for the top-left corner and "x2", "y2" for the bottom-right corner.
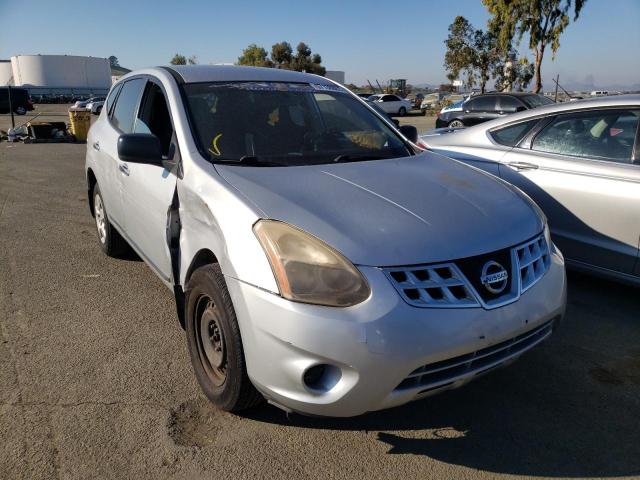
[
  {"x1": 185, "y1": 264, "x2": 263, "y2": 412},
  {"x1": 398, "y1": 106, "x2": 407, "y2": 116},
  {"x1": 448, "y1": 119, "x2": 464, "y2": 128},
  {"x1": 92, "y1": 184, "x2": 129, "y2": 257},
  {"x1": 14, "y1": 106, "x2": 26, "y2": 115}
]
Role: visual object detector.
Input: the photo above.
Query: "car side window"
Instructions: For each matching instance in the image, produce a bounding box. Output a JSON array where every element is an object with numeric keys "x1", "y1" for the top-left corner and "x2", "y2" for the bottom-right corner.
[
  {"x1": 134, "y1": 82, "x2": 174, "y2": 157},
  {"x1": 531, "y1": 109, "x2": 639, "y2": 163},
  {"x1": 382, "y1": 95, "x2": 396, "y2": 102},
  {"x1": 111, "y1": 78, "x2": 146, "y2": 133},
  {"x1": 106, "y1": 84, "x2": 122, "y2": 117},
  {"x1": 467, "y1": 96, "x2": 497, "y2": 112},
  {"x1": 499, "y1": 96, "x2": 524, "y2": 113},
  {"x1": 490, "y1": 119, "x2": 540, "y2": 147}
]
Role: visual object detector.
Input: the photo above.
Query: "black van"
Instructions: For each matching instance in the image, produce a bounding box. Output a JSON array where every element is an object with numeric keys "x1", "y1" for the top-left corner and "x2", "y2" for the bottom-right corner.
[{"x1": 0, "y1": 87, "x2": 34, "y2": 115}]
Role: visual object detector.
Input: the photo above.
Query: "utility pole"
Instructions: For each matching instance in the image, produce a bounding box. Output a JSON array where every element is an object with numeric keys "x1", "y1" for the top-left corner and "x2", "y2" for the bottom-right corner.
[
  {"x1": 554, "y1": 74, "x2": 559, "y2": 102},
  {"x1": 7, "y1": 85, "x2": 15, "y2": 129}
]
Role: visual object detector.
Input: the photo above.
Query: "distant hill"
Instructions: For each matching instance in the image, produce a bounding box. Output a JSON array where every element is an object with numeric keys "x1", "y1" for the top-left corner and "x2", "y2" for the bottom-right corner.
[{"x1": 110, "y1": 65, "x2": 131, "y2": 76}]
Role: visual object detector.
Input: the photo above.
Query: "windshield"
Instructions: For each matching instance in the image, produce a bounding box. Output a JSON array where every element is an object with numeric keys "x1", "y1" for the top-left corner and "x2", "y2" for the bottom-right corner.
[
  {"x1": 184, "y1": 82, "x2": 411, "y2": 166},
  {"x1": 523, "y1": 94, "x2": 554, "y2": 108}
]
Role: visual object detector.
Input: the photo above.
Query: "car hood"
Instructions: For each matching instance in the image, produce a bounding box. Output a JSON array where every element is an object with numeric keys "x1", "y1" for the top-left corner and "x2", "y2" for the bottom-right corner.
[{"x1": 217, "y1": 152, "x2": 543, "y2": 267}]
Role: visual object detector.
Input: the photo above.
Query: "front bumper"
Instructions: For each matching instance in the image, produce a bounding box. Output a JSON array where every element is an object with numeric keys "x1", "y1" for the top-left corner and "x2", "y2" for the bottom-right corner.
[{"x1": 226, "y1": 248, "x2": 566, "y2": 417}]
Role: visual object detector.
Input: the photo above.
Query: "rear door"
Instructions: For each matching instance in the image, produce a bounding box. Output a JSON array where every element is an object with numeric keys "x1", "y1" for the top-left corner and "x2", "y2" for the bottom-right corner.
[
  {"x1": 463, "y1": 96, "x2": 500, "y2": 126},
  {"x1": 380, "y1": 94, "x2": 401, "y2": 114},
  {"x1": 499, "y1": 108, "x2": 640, "y2": 276},
  {"x1": 120, "y1": 79, "x2": 178, "y2": 284}
]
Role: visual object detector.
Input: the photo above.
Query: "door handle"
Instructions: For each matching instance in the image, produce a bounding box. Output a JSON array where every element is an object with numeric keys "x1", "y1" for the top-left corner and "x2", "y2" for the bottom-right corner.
[
  {"x1": 92, "y1": 141, "x2": 100, "y2": 151},
  {"x1": 118, "y1": 163, "x2": 130, "y2": 176},
  {"x1": 508, "y1": 161, "x2": 539, "y2": 171}
]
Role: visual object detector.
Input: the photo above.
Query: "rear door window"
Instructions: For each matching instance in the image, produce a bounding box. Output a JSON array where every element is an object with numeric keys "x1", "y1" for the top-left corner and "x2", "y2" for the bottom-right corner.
[
  {"x1": 111, "y1": 78, "x2": 146, "y2": 133},
  {"x1": 106, "y1": 83, "x2": 122, "y2": 117},
  {"x1": 467, "y1": 96, "x2": 498, "y2": 112},
  {"x1": 531, "y1": 109, "x2": 639, "y2": 163}
]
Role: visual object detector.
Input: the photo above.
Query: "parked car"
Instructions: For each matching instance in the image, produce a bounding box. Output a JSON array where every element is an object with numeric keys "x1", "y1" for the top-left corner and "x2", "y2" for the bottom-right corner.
[
  {"x1": 368, "y1": 93, "x2": 414, "y2": 116},
  {"x1": 74, "y1": 96, "x2": 105, "y2": 109},
  {"x1": 86, "y1": 99, "x2": 105, "y2": 114},
  {"x1": 422, "y1": 95, "x2": 640, "y2": 286},
  {"x1": 86, "y1": 65, "x2": 566, "y2": 417},
  {"x1": 435, "y1": 93, "x2": 554, "y2": 128},
  {"x1": 0, "y1": 87, "x2": 34, "y2": 115}
]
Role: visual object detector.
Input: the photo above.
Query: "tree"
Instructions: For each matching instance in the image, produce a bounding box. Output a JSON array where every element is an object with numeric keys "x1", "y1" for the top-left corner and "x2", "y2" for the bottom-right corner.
[
  {"x1": 237, "y1": 44, "x2": 273, "y2": 67},
  {"x1": 443, "y1": 16, "x2": 500, "y2": 93},
  {"x1": 187, "y1": 55, "x2": 197, "y2": 65},
  {"x1": 493, "y1": 52, "x2": 535, "y2": 92},
  {"x1": 170, "y1": 54, "x2": 187, "y2": 65},
  {"x1": 108, "y1": 56, "x2": 120, "y2": 67},
  {"x1": 483, "y1": 0, "x2": 587, "y2": 93},
  {"x1": 271, "y1": 41, "x2": 293, "y2": 68}
]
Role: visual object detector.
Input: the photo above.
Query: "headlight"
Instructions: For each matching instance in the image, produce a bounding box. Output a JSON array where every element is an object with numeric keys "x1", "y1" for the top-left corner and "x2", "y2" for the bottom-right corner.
[
  {"x1": 253, "y1": 220, "x2": 371, "y2": 307},
  {"x1": 543, "y1": 220, "x2": 552, "y2": 251}
]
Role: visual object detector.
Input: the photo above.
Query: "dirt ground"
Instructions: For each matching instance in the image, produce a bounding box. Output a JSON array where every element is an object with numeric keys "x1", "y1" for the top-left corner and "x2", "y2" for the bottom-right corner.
[{"x1": 0, "y1": 109, "x2": 639, "y2": 480}]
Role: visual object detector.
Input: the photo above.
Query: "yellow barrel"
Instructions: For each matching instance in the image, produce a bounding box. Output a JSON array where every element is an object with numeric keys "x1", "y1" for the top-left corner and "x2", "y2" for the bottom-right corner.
[{"x1": 68, "y1": 107, "x2": 92, "y2": 142}]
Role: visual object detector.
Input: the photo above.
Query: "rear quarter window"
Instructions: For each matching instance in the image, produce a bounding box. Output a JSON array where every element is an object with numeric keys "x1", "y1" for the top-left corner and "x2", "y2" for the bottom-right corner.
[{"x1": 490, "y1": 119, "x2": 540, "y2": 147}]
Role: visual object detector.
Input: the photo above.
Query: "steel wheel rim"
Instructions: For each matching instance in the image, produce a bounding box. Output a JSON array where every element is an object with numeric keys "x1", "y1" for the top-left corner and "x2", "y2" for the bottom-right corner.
[
  {"x1": 16, "y1": 106, "x2": 25, "y2": 115},
  {"x1": 194, "y1": 295, "x2": 227, "y2": 387},
  {"x1": 94, "y1": 193, "x2": 107, "y2": 244},
  {"x1": 449, "y1": 120, "x2": 463, "y2": 127}
]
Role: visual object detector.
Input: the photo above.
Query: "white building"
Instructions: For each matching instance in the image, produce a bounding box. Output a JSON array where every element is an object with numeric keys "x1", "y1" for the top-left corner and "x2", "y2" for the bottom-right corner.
[{"x1": 1, "y1": 55, "x2": 111, "y2": 94}]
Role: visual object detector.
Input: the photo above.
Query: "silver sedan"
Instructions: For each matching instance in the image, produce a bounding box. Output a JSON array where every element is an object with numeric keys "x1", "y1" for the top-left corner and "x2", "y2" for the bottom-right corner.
[{"x1": 422, "y1": 95, "x2": 640, "y2": 286}]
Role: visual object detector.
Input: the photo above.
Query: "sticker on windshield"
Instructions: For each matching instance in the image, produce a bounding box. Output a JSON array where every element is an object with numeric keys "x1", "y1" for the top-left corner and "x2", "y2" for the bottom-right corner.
[{"x1": 209, "y1": 133, "x2": 222, "y2": 156}]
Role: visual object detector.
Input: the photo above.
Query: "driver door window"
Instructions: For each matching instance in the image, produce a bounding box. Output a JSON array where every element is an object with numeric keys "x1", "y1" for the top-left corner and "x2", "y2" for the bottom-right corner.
[{"x1": 134, "y1": 82, "x2": 174, "y2": 157}]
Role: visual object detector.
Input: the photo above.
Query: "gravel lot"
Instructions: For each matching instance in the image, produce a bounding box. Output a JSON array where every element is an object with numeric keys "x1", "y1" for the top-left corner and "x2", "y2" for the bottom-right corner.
[{"x1": 0, "y1": 111, "x2": 639, "y2": 480}]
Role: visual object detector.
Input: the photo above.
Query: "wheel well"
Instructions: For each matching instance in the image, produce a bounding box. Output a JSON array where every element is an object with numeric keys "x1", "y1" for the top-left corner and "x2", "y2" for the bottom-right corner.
[
  {"x1": 87, "y1": 168, "x2": 97, "y2": 217},
  {"x1": 185, "y1": 249, "x2": 219, "y2": 285}
]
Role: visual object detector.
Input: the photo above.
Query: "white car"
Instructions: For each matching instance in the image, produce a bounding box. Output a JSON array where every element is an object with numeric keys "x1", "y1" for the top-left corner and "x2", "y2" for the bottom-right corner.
[
  {"x1": 368, "y1": 94, "x2": 413, "y2": 116},
  {"x1": 74, "y1": 96, "x2": 105, "y2": 113},
  {"x1": 85, "y1": 65, "x2": 566, "y2": 417}
]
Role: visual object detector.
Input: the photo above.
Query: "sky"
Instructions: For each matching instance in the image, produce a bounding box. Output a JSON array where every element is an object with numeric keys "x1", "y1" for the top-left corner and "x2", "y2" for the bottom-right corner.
[{"x1": 1, "y1": 0, "x2": 639, "y2": 90}]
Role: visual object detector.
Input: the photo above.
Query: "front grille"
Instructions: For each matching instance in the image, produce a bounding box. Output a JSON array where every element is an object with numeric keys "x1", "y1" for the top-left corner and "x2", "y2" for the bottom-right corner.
[
  {"x1": 385, "y1": 264, "x2": 480, "y2": 308},
  {"x1": 394, "y1": 320, "x2": 554, "y2": 392},
  {"x1": 515, "y1": 235, "x2": 551, "y2": 292},
  {"x1": 383, "y1": 233, "x2": 550, "y2": 309}
]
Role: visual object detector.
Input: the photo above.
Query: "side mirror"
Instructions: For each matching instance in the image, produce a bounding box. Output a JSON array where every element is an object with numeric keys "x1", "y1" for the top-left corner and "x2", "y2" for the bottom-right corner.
[
  {"x1": 399, "y1": 124, "x2": 418, "y2": 143},
  {"x1": 117, "y1": 133, "x2": 163, "y2": 164}
]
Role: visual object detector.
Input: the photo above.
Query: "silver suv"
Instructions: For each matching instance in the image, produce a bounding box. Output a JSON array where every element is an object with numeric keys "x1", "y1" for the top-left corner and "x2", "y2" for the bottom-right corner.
[{"x1": 85, "y1": 66, "x2": 566, "y2": 417}]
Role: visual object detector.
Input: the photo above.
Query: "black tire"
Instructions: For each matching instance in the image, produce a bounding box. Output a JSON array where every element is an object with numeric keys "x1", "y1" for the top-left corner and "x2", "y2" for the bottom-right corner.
[
  {"x1": 96, "y1": 105, "x2": 103, "y2": 114},
  {"x1": 92, "y1": 184, "x2": 129, "y2": 257},
  {"x1": 398, "y1": 106, "x2": 407, "y2": 116},
  {"x1": 185, "y1": 264, "x2": 263, "y2": 412},
  {"x1": 14, "y1": 106, "x2": 26, "y2": 115}
]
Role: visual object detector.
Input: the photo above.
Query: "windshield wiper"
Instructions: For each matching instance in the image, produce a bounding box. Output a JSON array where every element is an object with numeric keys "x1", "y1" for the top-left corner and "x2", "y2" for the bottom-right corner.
[
  {"x1": 332, "y1": 154, "x2": 387, "y2": 163},
  {"x1": 213, "y1": 155, "x2": 286, "y2": 167}
]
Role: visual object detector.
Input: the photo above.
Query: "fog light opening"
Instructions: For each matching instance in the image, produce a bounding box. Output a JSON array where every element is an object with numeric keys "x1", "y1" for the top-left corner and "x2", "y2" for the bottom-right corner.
[{"x1": 302, "y1": 364, "x2": 342, "y2": 393}]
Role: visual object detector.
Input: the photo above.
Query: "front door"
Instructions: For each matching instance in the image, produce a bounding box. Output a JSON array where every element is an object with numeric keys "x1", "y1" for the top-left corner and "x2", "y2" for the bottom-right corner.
[{"x1": 120, "y1": 80, "x2": 178, "y2": 284}]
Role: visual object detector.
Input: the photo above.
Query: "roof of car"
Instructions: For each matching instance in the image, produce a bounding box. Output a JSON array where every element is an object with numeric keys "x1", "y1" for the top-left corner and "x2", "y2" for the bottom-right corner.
[
  {"x1": 424, "y1": 94, "x2": 640, "y2": 145},
  {"x1": 162, "y1": 65, "x2": 335, "y2": 85}
]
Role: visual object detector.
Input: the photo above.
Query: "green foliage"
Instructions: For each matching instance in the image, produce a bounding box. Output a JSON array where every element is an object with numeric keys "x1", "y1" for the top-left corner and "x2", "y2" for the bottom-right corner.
[
  {"x1": 443, "y1": 16, "x2": 500, "y2": 93},
  {"x1": 271, "y1": 41, "x2": 293, "y2": 68},
  {"x1": 493, "y1": 54, "x2": 535, "y2": 91},
  {"x1": 108, "y1": 56, "x2": 120, "y2": 67},
  {"x1": 483, "y1": 0, "x2": 587, "y2": 92},
  {"x1": 237, "y1": 41, "x2": 326, "y2": 75},
  {"x1": 237, "y1": 44, "x2": 273, "y2": 67},
  {"x1": 170, "y1": 54, "x2": 187, "y2": 65}
]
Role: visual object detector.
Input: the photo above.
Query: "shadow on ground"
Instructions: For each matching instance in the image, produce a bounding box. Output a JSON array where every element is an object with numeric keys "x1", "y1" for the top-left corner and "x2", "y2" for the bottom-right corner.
[{"x1": 240, "y1": 272, "x2": 640, "y2": 478}]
